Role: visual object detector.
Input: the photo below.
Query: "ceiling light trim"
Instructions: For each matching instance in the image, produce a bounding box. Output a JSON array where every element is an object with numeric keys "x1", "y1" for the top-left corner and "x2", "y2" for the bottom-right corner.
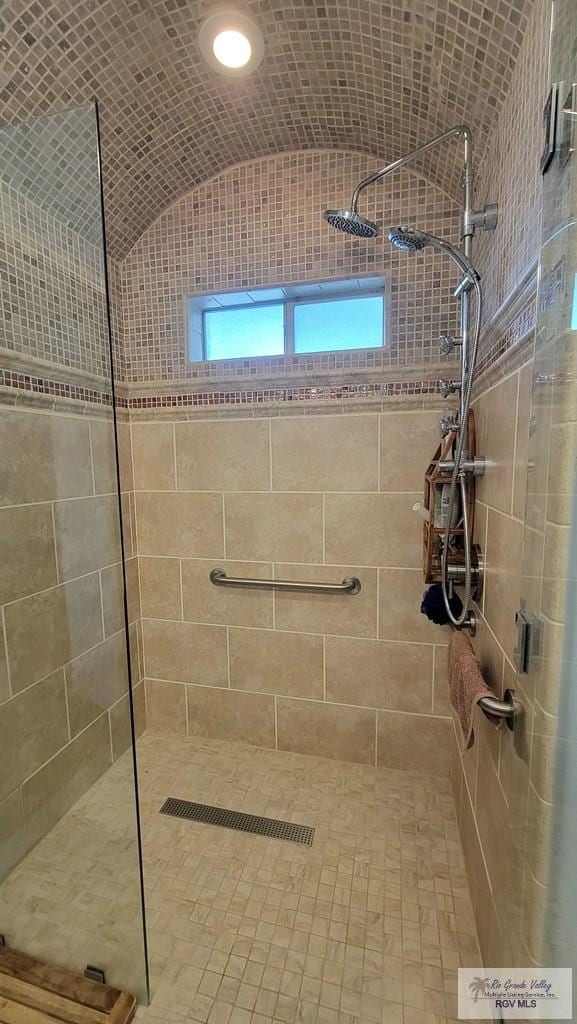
[{"x1": 198, "y1": 10, "x2": 264, "y2": 77}]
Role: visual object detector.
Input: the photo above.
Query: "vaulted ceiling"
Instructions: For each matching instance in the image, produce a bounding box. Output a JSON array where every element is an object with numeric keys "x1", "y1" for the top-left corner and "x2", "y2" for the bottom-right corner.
[{"x1": 0, "y1": 0, "x2": 533, "y2": 257}]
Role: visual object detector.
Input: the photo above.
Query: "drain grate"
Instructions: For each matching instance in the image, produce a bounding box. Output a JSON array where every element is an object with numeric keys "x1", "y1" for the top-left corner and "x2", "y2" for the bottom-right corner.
[{"x1": 159, "y1": 797, "x2": 314, "y2": 846}]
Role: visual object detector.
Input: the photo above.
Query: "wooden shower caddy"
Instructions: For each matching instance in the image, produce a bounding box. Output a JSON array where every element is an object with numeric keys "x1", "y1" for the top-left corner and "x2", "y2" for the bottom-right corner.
[
  {"x1": 0, "y1": 945, "x2": 136, "y2": 1023},
  {"x1": 422, "y1": 409, "x2": 476, "y2": 584}
]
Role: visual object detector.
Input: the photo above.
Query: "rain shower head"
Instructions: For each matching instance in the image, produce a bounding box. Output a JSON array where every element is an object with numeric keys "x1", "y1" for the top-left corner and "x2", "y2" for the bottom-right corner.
[
  {"x1": 323, "y1": 209, "x2": 379, "y2": 239},
  {"x1": 388, "y1": 226, "x2": 428, "y2": 252}
]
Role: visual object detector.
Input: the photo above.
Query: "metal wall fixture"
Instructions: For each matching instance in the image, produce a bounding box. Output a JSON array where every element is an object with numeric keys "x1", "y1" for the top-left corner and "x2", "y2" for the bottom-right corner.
[
  {"x1": 209, "y1": 568, "x2": 361, "y2": 594},
  {"x1": 478, "y1": 688, "x2": 518, "y2": 731},
  {"x1": 323, "y1": 124, "x2": 498, "y2": 634}
]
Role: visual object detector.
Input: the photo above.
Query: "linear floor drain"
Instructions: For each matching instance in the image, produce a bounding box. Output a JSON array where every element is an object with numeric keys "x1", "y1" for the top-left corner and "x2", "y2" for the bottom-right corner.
[{"x1": 159, "y1": 797, "x2": 314, "y2": 846}]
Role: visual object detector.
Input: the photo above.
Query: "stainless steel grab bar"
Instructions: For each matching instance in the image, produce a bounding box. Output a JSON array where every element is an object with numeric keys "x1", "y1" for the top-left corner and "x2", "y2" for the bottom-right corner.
[
  {"x1": 478, "y1": 688, "x2": 518, "y2": 731},
  {"x1": 210, "y1": 568, "x2": 361, "y2": 595}
]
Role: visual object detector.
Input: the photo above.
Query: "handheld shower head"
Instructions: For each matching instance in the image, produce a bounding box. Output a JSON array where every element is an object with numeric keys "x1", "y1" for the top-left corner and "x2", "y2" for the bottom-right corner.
[
  {"x1": 388, "y1": 226, "x2": 428, "y2": 252},
  {"x1": 323, "y1": 209, "x2": 378, "y2": 239},
  {"x1": 388, "y1": 225, "x2": 480, "y2": 281}
]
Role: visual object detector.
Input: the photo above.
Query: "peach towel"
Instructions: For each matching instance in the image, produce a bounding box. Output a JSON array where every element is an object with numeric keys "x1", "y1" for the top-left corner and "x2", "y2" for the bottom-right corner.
[{"x1": 448, "y1": 631, "x2": 500, "y2": 749}]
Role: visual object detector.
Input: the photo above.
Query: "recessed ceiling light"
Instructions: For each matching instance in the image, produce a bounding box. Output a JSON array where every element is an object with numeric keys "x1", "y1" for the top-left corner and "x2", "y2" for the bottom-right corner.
[
  {"x1": 213, "y1": 29, "x2": 251, "y2": 68},
  {"x1": 198, "y1": 11, "x2": 264, "y2": 77}
]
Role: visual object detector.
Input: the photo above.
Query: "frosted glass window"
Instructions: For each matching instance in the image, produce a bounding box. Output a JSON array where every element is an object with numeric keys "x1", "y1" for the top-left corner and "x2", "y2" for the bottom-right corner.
[
  {"x1": 204, "y1": 303, "x2": 285, "y2": 360},
  {"x1": 293, "y1": 295, "x2": 384, "y2": 353},
  {"x1": 189, "y1": 277, "x2": 386, "y2": 361}
]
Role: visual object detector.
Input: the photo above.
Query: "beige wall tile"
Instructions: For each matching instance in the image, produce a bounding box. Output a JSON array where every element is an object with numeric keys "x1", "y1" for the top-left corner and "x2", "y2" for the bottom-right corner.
[
  {"x1": 5, "y1": 574, "x2": 103, "y2": 693},
  {"x1": 513, "y1": 361, "x2": 533, "y2": 519},
  {"x1": 120, "y1": 490, "x2": 135, "y2": 560},
  {"x1": 124, "y1": 556, "x2": 141, "y2": 624},
  {"x1": 136, "y1": 492, "x2": 224, "y2": 557},
  {"x1": 523, "y1": 864, "x2": 547, "y2": 966},
  {"x1": 484, "y1": 508, "x2": 523, "y2": 658},
  {"x1": 325, "y1": 492, "x2": 422, "y2": 568},
  {"x1": 101, "y1": 562, "x2": 125, "y2": 637},
  {"x1": 90, "y1": 418, "x2": 118, "y2": 495},
  {"x1": 525, "y1": 783, "x2": 551, "y2": 887},
  {"x1": 475, "y1": 373, "x2": 518, "y2": 514},
  {"x1": 530, "y1": 701, "x2": 557, "y2": 803},
  {"x1": 0, "y1": 789, "x2": 27, "y2": 884},
  {"x1": 146, "y1": 679, "x2": 187, "y2": 735},
  {"x1": 473, "y1": 614, "x2": 505, "y2": 697},
  {"x1": 474, "y1": 753, "x2": 515, "y2": 927},
  {"x1": 225, "y1": 493, "x2": 323, "y2": 562},
  {"x1": 379, "y1": 410, "x2": 441, "y2": 491},
  {"x1": 0, "y1": 504, "x2": 57, "y2": 604},
  {"x1": 461, "y1": 727, "x2": 480, "y2": 810},
  {"x1": 182, "y1": 558, "x2": 273, "y2": 628},
  {"x1": 229, "y1": 627, "x2": 323, "y2": 698},
  {"x1": 21, "y1": 713, "x2": 112, "y2": 847},
  {"x1": 140, "y1": 556, "x2": 181, "y2": 619},
  {"x1": 456, "y1": 761, "x2": 493, "y2": 964},
  {"x1": 376, "y1": 711, "x2": 452, "y2": 775},
  {"x1": 128, "y1": 620, "x2": 143, "y2": 685},
  {"x1": 379, "y1": 568, "x2": 449, "y2": 644},
  {"x1": 132, "y1": 422, "x2": 176, "y2": 490},
  {"x1": 66, "y1": 631, "x2": 130, "y2": 737},
  {"x1": 274, "y1": 563, "x2": 377, "y2": 638},
  {"x1": 546, "y1": 422, "x2": 577, "y2": 522},
  {"x1": 499, "y1": 674, "x2": 531, "y2": 846},
  {"x1": 271, "y1": 415, "x2": 378, "y2": 491},
  {"x1": 0, "y1": 410, "x2": 93, "y2": 506},
  {"x1": 432, "y1": 645, "x2": 451, "y2": 715},
  {"x1": 277, "y1": 698, "x2": 375, "y2": 764},
  {"x1": 325, "y1": 636, "x2": 433, "y2": 713},
  {"x1": 109, "y1": 682, "x2": 146, "y2": 761},
  {"x1": 176, "y1": 419, "x2": 270, "y2": 491},
  {"x1": 116, "y1": 420, "x2": 134, "y2": 492},
  {"x1": 0, "y1": 669, "x2": 68, "y2": 801},
  {"x1": 54, "y1": 495, "x2": 121, "y2": 581},
  {"x1": 0, "y1": 619, "x2": 9, "y2": 704},
  {"x1": 187, "y1": 685, "x2": 275, "y2": 747},
  {"x1": 143, "y1": 619, "x2": 228, "y2": 686}
]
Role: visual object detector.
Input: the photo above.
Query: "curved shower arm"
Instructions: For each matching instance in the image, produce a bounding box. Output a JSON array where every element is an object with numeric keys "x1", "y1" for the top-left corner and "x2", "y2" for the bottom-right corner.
[{"x1": 350, "y1": 124, "x2": 473, "y2": 214}]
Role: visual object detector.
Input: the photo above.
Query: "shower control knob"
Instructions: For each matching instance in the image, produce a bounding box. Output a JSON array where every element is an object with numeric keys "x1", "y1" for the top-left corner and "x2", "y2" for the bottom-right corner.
[
  {"x1": 438, "y1": 378, "x2": 461, "y2": 398},
  {"x1": 439, "y1": 414, "x2": 459, "y2": 438},
  {"x1": 438, "y1": 334, "x2": 462, "y2": 355}
]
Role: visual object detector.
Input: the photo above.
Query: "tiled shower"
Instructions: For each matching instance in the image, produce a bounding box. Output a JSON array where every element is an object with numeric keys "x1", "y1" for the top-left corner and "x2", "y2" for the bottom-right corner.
[{"x1": 0, "y1": 0, "x2": 576, "y2": 1020}]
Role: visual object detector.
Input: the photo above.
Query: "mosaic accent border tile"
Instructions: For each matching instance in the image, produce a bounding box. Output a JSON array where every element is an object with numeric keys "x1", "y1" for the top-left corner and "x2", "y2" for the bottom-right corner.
[
  {"x1": 0, "y1": 368, "x2": 113, "y2": 406},
  {"x1": 124, "y1": 379, "x2": 442, "y2": 410},
  {"x1": 475, "y1": 295, "x2": 537, "y2": 380}
]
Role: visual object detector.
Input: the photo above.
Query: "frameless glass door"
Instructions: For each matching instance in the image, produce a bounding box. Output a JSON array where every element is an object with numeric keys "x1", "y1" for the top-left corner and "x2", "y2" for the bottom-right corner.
[
  {"x1": 0, "y1": 103, "x2": 148, "y2": 1002},
  {"x1": 516, "y1": 0, "x2": 577, "y2": 992}
]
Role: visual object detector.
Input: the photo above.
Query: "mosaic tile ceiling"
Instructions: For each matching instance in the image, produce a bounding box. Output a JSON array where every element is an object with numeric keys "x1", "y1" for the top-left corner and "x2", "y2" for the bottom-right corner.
[{"x1": 0, "y1": 0, "x2": 533, "y2": 257}]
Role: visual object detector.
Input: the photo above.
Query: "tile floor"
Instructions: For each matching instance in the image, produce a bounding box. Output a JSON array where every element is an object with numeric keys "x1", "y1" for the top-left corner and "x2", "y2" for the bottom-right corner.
[{"x1": 0, "y1": 731, "x2": 482, "y2": 1023}]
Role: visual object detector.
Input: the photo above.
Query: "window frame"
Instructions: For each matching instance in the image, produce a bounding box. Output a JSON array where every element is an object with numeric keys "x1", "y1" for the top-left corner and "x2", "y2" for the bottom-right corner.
[{"x1": 187, "y1": 277, "x2": 388, "y2": 363}]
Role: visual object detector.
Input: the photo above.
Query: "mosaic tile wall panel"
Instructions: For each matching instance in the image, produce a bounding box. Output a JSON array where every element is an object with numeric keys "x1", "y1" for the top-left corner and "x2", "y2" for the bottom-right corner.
[
  {"x1": 120, "y1": 151, "x2": 462, "y2": 384},
  {"x1": 0, "y1": 179, "x2": 113, "y2": 379},
  {"x1": 0, "y1": 0, "x2": 532, "y2": 258},
  {"x1": 474, "y1": 0, "x2": 550, "y2": 333}
]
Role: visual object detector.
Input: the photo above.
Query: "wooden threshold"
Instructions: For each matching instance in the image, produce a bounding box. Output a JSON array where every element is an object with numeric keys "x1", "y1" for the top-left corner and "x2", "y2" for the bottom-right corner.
[{"x1": 0, "y1": 948, "x2": 135, "y2": 1024}]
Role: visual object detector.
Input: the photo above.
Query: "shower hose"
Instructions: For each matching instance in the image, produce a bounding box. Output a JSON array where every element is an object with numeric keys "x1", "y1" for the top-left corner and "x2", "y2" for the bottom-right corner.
[{"x1": 441, "y1": 277, "x2": 483, "y2": 629}]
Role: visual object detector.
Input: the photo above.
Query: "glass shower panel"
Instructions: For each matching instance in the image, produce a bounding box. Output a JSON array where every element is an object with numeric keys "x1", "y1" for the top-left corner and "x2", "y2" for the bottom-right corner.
[
  {"x1": 517, "y1": 0, "x2": 577, "y2": 992},
  {"x1": 0, "y1": 104, "x2": 148, "y2": 1002}
]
